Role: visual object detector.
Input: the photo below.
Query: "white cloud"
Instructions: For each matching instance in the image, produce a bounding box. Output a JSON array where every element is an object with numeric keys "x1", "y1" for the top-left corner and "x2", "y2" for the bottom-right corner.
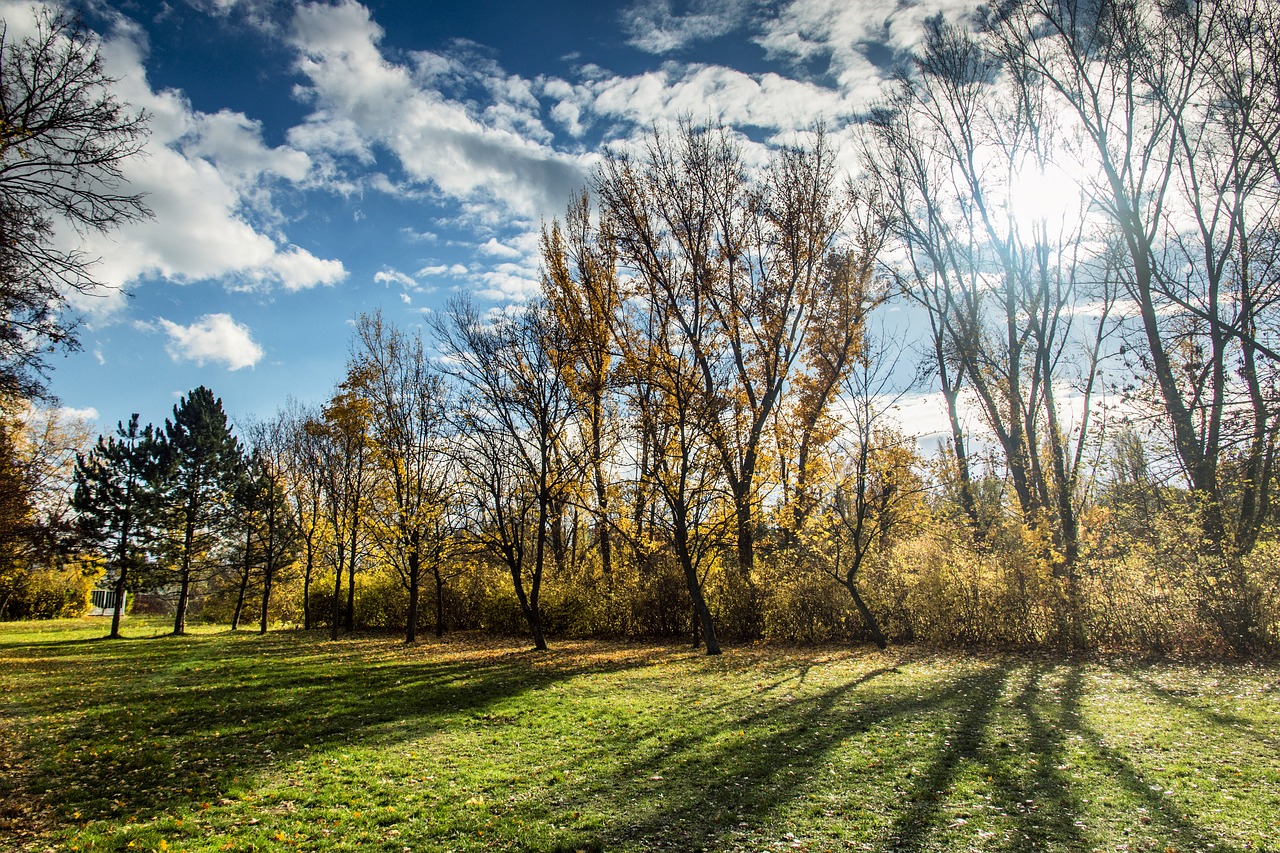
[
  {"x1": 757, "y1": 0, "x2": 977, "y2": 94},
  {"x1": 158, "y1": 313, "x2": 265, "y2": 370},
  {"x1": 621, "y1": 0, "x2": 755, "y2": 54},
  {"x1": 478, "y1": 238, "x2": 522, "y2": 259},
  {"x1": 416, "y1": 263, "x2": 469, "y2": 277},
  {"x1": 286, "y1": 0, "x2": 590, "y2": 224},
  {"x1": 471, "y1": 262, "x2": 542, "y2": 301},
  {"x1": 56, "y1": 12, "x2": 346, "y2": 316},
  {"x1": 374, "y1": 269, "x2": 417, "y2": 288},
  {"x1": 589, "y1": 64, "x2": 854, "y2": 132},
  {"x1": 58, "y1": 405, "x2": 100, "y2": 423}
]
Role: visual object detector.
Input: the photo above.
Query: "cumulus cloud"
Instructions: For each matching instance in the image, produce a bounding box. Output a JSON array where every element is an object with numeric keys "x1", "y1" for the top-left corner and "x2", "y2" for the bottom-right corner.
[
  {"x1": 58, "y1": 406, "x2": 100, "y2": 423},
  {"x1": 756, "y1": 0, "x2": 976, "y2": 93},
  {"x1": 417, "y1": 263, "x2": 469, "y2": 277},
  {"x1": 57, "y1": 11, "x2": 346, "y2": 316},
  {"x1": 158, "y1": 313, "x2": 265, "y2": 370},
  {"x1": 478, "y1": 238, "x2": 522, "y2": 259},
  {"x1": 374, "y1": 269, "x2": 418, "y2": 288},
  {"x1": 287, "y1": 0, "x2": 589, "y2": 225},
  {"x1": 589, "y1": 64, "x2": 854, "y2": 132},
  {"x1": 621, "y1": 0, "x2": 756, "y2": 54}
]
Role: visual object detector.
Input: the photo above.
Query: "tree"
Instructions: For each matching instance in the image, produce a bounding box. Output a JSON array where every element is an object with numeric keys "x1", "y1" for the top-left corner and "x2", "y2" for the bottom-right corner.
[
  {"x1": 306, "y1": 380, "x2": 372, "y2": 639},
  {"x1": 1, "y1": 396, "x2": 94, "y2": 618},
  {"x1": 862, "y1": 14, "x2": 1117, "y2": 642},
  {"x1": 280, "y1": 399, "x2": 327, "y2": 631},
  {"x1": 225, "y1": 434, "x2": 298, "y2": 633},
  {"x1": 542, "y1": 191, "x2": 622, "y2": 585},
  {"x1": 72, "y1": 414, "x2": 155, "y2": 638},
  {"x1": 595, "y1": 121, "x2": 861, "y2": 602},
  {"x1": 801, "y1": 338, "x2": 928, "y2": 649},
  {"x1": 0, "y1": 8, "x2": 149, "y2": 399},
  {"x1": 152, "y1": 387, "x2": 242, "y2": 635},
  {"x1": 613, "y1": 284, "x2": 731, "y2": 653},
  {"x1": 349, "y1": 311, "x2": 455, "y2": 642},
  {"x1": 241, "y1": 417, "x2": 302, "y2": 634},
  {"x1": 435, "y1": 297, "x2": 580, "y2": 651}
]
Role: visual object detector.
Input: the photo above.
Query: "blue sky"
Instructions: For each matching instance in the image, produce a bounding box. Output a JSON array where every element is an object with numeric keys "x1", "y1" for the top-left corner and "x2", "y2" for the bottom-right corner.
[{"x1": 14, "y1": 0, "x2": 976, "y2": 435}]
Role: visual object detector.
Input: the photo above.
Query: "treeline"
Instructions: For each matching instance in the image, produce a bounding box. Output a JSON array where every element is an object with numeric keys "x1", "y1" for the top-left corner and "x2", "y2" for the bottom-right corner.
[{"x1": 4, "y1": 0, "x2": 1280, "y2": 655}]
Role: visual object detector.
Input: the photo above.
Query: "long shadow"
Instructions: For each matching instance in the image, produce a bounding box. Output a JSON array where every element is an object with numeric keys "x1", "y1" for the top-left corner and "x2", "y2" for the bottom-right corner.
[
  {"x1": 1123, "y1": 665, "x2": 1280, "y2": 746},
  {"x1": 879, "y1": 663, "x2": 1010, "y2": 851},
  {"x1": 1064, "y1": 665, "x2": 1254, "y2": 853},
  {"x1": 1, "y1": 631, "x2": 661, "y2": 830},
  {"x1": 552, "y1": 659, "x2": 1009, "y2": 851},
  {"x1": 978, "y1": 662, "x2": 1088, "y2": 853}
]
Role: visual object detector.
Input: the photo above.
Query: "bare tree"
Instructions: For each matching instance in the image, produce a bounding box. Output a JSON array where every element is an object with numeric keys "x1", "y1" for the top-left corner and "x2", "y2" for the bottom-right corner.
[
  {"x1": 0, "y1": 9, "x2": 149, "y2": 399},
  {"x1": 434, "y1": 298, "x2": 580, "y2": 651},
  {"x1": 350, "y1": 311, "x2": 456, "y2": 642},
  {"x1": 862, "y1": 15, "x2": 1116, "y2": 625},
  {"x1": 989, "y1": 0, "x2": 1280, "y2": 559},
  {"x1": 595, "y1": 121, "x2": 856, "y2": 586}
]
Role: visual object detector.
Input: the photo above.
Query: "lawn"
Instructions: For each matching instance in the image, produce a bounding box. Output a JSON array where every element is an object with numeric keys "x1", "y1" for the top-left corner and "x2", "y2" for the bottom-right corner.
[{"x1": 0, "y1": 620, "x2": 1276, "y2": 852}]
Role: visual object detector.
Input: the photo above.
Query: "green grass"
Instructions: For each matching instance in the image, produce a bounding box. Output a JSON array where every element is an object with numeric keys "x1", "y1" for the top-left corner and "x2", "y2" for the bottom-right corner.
[{"x1": 1, "y1": 619, "x2": 1277, "y2": 852}]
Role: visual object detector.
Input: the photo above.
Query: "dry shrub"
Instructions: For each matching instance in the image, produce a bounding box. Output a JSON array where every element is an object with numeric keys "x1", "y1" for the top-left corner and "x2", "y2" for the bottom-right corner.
[{"x1": 0, "y1": 562, "x2": 95, "y2": 619}]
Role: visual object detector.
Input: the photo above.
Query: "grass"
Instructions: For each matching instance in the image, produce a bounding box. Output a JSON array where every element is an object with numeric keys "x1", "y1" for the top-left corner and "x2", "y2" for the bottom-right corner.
[{"x1": 0, "y1": 619, "x2": 1277, "y2": 852}]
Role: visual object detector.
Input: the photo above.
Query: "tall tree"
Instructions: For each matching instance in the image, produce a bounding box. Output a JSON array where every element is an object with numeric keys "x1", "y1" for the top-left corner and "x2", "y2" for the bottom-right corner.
[
  {"x1": 435, "y1": 298, "x2": 580, "y2": 651},
  {"x1": 241, "y1": 417, "x2": 302, "y2": 634},
  {"x1": 72, "y1": 414, "x2": 155, "y2": 639},
  {"x1": 153, "y1": 387, "x2": 241, "y2": 636},
  {"x1": 0, "y1": 9, "x2": 149, "y2": 399},
  {"x1": 595, "y1": 121, "x2": 858, "y2": 589},
  {"x1": 862, "y1": 15, "x2": 1116, "y2": 619},
  {"x1": 350, "y1": 311, "x2": 454, "y2": 643},
  {"x1": 987, "y1": 0, "x2": 1280, "y2": 559},
  {"x1": 307, "y1": 381, "x2": 372, "y2": 639},
  {"x1": 542, "y1": 191, "x2": 622, "y2": 585},
  {"x1": 281, "y1": 399, "x2": 327, "y2": 630}
]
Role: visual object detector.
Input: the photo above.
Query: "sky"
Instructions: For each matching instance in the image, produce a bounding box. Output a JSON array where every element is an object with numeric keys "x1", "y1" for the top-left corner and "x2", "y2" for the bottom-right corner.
[{"x1": 13, "y1": 0, "x2": 978, "y2": 438}]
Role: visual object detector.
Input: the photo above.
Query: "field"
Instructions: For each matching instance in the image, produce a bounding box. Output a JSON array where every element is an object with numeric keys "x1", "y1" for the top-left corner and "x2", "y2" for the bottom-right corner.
[{"x1": 1, "y1": 620, "x2": 1277, "y2": 852}]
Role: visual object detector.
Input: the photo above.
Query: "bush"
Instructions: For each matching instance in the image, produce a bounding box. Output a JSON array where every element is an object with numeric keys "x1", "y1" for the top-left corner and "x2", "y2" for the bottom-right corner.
[{"x1": 0, "y1": 562, "x2": 96, "y2": 619}]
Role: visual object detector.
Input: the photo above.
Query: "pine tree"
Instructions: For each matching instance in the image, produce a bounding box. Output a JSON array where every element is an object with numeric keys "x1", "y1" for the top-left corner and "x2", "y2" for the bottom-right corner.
[
  {"x1": 72, "y1": 414, "x2": 156, "y2": 639},
  {"x1": 153, "y1": 387, "x2": 242, "y2": 635}
]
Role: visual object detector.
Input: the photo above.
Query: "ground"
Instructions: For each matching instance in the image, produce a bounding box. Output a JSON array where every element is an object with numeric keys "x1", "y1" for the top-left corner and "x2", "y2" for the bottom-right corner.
[{"x1": 0, "y1": 619, "x2": 1277, "y2": 852}]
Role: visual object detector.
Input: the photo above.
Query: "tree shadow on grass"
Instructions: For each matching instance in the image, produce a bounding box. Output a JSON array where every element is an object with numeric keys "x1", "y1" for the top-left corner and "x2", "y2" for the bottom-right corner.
[
  {"x1": 2, "y1": 632, "x2": 662, "y2": 830},
  {"x1": 520, "y1": 657, "x2": 1258, "y2": 853},
  {"x1": 1064, "y1": 665, "x2": 1255, "y2": 853},
  {"x1": 549, "y1": 659, "x2": 1008, "y2": 851}
]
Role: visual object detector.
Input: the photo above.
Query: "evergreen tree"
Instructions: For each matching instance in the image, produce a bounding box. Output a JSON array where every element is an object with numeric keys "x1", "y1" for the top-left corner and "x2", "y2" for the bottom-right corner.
[
  {"x1": 72, "y1": 414, "x2": 156, "y2": 639},
  {"x1": 153, "y1": 387, "x2": 242, "y2": 635}
]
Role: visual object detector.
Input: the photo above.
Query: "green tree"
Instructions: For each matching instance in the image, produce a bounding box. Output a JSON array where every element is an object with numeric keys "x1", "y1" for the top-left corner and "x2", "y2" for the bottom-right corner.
[
  {"x1": 72, "y1": 414, "x2": 156, "y2": 638},
  {"x1": 153, "y1": 387, "x2": 242, "y2": 635}
]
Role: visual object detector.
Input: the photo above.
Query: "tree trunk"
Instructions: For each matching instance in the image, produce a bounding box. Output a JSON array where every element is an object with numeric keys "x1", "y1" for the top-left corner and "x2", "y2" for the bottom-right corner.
[
  {"x1": 406, "y1": 548, "x2": 419, "y2": 644},
  {"x1": 173, "y1": 517, "x2": 195, "y2": 636},
  {"x1": 344, "y1": 540, "x2": 356, "y2": 633},
  {"x1": 108, "y1": 566, "x2": 127, "y2": 640},
  {"x1": 330, "y1": 541, "x2": 343, "y2": 641},
  {"x1": 259, "y1": 565, "x2": 273, "y2": 635},
  {"x1": 846, "y1": 581, "x2": 887, "y2": 650},
  {"x1": 433, "y1": 566, "x2": 445, "y2": 638},
  {"x1": 673, "y1": 513, "x2": 720, "y2": 655},
  {"x1": 231, "y1": 527, "x2": 252, "y2": 631},
  {"x1": 302, "y1": 540, "x2": 314, "y2": 631}
]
